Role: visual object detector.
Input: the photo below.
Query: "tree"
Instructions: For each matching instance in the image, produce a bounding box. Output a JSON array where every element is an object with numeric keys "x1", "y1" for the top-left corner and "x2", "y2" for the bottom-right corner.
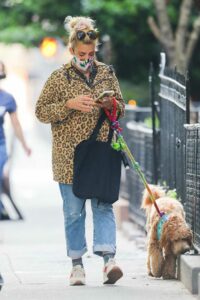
[
  {"x1": 1, "y1": 0, "x2": 200, "y2": 100},
  {"x1": 148, "y1": 0, "x2": 200, "y2": 74},
  {"x1": 0, "y1": 0, "x2": 82, "y2": 46},
  {"x1": 82, "y1": 0, "x2": 156, "y2": 80}
]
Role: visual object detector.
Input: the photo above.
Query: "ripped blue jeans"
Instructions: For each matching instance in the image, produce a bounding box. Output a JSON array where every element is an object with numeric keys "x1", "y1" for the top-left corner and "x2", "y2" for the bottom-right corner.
[{"x1": 59, "y1": 183, "x2": 116, "y2": 259}]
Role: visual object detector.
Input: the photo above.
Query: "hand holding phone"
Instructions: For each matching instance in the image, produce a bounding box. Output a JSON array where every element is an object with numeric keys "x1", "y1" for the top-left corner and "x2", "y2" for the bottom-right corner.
[{"x1": 95, "y1": 90, "x2": 114, "y2": 103}]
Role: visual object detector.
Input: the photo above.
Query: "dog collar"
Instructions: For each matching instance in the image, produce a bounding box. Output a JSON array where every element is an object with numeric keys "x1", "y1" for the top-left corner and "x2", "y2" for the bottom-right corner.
[{"x1": 157, "y1": 214, "x2": 170, "y2": 240}]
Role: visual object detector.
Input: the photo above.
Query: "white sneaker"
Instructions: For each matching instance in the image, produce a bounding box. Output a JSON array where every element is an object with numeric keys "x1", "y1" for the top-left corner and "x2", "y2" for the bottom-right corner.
[
  {"x1": 70, "y1": 265, "x2": 85, "y2": 286},
  {"x1": 103, "y1": 258, "x2": 123, "y2": 284}
]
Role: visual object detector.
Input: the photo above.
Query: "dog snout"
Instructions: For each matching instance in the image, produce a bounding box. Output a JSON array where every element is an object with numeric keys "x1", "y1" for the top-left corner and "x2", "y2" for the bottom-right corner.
[
  {"x1": 180, "y1": 245, "x2": 190, "y2": 254},
  {"x1": 173, "y1": 240, "x2": 191, "y2": 255}
]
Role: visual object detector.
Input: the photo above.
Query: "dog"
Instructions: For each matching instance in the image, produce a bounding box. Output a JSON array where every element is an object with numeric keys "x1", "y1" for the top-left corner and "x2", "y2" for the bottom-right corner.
[{"x1": 141, "y1": 185, "x2": 193, "y2": 279}]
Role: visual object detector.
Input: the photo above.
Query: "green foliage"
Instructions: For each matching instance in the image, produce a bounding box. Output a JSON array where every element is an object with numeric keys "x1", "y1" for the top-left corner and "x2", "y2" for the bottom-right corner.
[
  {"x1": 82, "y1": 0, "x2": 151, "y2": 15},
  {"x1": 143, "y1": 115, "x2": 160, "y2": 129},
  {"x1": 84, "y1": 0, "x2": 200, "y2": 99},
  {"x1": 0, "y1": 0, "x2": 82, "y2": 46},
  {"x1": 166, "y1": 189, "x2": 177, "y2": 199},
  {"x1": 84, "y1": 0, "x2": 157, "y2": 83},
  {"x1": 0, "y1": 24, "x2": 47, "y2": 46},
  {"x1": 0, "y1": 0, "x2": 158, "y2": 81},
  {"x1": 158, "y1": 183, "x2": 178, "y2": 200},
  {"x1": 119, "y1": 79, "x2": 149, "y2": 106},
  {"x1": 0, "y1": 0, "x2": 200, "y2": 99}
]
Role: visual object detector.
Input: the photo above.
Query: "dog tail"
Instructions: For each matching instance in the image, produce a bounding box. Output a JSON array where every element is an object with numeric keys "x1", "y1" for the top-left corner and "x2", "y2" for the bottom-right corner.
[{"x1": 141, "y1": 185, "x2": 165, "y2": 209}]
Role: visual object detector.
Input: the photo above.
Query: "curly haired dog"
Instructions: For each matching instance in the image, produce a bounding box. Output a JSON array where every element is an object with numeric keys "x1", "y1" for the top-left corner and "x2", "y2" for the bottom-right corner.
[{"x1": 141, "y1": 185, "x2": 193, "y2": 279}]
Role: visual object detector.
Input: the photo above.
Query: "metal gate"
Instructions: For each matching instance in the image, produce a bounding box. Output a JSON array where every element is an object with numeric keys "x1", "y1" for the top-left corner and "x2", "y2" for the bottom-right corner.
[
  {"x1": 184, "y1": 124, "x2": 200, "y2": 248},
  {"x1": 158, "y1": 58, "x2": 189, "y2": 203}
]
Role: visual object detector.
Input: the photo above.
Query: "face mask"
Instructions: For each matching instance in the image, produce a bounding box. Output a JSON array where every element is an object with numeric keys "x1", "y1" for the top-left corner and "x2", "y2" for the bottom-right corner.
[{"x1": 72, "y1": 56, "x2": 94, "y2": 72}]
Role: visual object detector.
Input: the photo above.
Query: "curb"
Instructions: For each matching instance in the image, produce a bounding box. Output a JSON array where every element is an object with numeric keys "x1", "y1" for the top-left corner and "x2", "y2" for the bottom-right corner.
[
  {"x1": 198, "y1": 273, "x2": 200, "y2": 299},
  {"x1": 179, "y1": 254, "x2": 200, "y2": 294}
]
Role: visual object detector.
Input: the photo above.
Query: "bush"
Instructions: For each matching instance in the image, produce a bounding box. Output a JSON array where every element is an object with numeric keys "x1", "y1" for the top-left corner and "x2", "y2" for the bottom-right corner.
[
  {"x1": 119, "y1": 79, "x2": 150, "y2": 106},
  {"x1": 143, "y1": 116, "x2": 160, "y2": 129}
]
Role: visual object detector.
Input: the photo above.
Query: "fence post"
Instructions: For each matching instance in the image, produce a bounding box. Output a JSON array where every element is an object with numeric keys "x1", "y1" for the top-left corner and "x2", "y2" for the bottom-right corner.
[
  {"x1": 149, "y1": 62, "x2": 158, "y2": 184},
  {"x1": 186, "y1": 71, "x2": 190, "y2": 124}
]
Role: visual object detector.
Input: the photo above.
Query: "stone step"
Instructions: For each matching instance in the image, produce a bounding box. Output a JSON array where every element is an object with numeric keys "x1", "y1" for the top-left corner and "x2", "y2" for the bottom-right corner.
[{"x1": 179, "y1": 254, "x2": 200, "y2": 294}]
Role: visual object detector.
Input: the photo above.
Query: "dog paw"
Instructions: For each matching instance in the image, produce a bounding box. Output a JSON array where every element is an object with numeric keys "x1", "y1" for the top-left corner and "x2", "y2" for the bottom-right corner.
[{"x1": 148, "y1": 271, "x2": 154, "y2": 277}]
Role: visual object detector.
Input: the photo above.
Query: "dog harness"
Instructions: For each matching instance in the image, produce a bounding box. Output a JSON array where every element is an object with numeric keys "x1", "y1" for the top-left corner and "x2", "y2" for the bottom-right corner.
[{"x1": 157, "y1": 214, "x2": 170, "y2": 240}]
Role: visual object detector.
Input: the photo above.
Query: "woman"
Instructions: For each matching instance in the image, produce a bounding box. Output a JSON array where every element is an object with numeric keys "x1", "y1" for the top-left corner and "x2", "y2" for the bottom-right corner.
[
  {"x1": 35, "y1": 16, "x2": 125, "y2": 286},
  {"x1": 0, "y1": 61, "x2": 31, "y2": 219}
]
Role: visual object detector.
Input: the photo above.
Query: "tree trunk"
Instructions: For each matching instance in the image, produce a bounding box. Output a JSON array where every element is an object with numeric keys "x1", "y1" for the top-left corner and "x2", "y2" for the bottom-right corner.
[
  {"x1": 153, "y1": 0, "x2": 175, "y2": 64},
  {"x1": 174, "y1": 0, "x2": 193, "y2": 72},
  {"x1": 149, "y1": 0, "x2": 200, "y2": 74}
]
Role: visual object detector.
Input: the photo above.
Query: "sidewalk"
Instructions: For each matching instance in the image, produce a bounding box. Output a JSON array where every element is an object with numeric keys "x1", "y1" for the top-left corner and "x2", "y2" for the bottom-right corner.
[{"x1": 0, "y1": 122, "x2": 197, "y2": 300}]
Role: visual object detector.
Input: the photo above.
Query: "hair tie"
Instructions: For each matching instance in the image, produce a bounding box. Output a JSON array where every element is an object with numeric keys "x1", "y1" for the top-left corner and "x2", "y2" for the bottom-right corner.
[{"x1": 75, "y1": 21, "x2": 88, "y2": 31}]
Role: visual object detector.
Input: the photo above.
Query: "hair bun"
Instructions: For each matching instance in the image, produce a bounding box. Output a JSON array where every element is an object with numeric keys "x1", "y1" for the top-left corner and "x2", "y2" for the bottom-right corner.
[
  {"x1": 64, "y1": 16, "x2": 73, "y2": 32},
  {"x1": 64, "y1": 16, "x2": 95, "y2": 33}
]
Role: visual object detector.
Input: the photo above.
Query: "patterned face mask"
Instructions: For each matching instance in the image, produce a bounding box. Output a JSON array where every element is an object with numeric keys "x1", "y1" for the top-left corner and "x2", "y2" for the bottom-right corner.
[{"x1": 72, "y1": 55, "x2": 94, "y2": 72}]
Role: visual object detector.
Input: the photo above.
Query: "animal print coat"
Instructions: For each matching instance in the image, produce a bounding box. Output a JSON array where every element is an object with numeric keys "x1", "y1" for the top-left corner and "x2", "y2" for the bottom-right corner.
[{"x1": 35, "y1": 60, "x2": 125, "y2": 184}]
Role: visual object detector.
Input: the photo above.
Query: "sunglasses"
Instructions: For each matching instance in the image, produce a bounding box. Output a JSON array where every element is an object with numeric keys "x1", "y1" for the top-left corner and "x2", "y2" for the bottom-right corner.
[{"x1": 76, "y1": 30, "x2": 99, "y2": 41}]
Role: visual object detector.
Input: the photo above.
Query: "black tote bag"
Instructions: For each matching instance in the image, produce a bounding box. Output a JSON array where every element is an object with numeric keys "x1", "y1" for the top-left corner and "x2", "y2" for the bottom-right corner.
[{"x1": 72, "y1": 111, "x2": 122, "y2": 204}]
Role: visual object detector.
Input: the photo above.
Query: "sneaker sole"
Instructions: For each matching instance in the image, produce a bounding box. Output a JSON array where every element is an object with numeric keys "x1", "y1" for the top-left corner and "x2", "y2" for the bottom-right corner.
[
  {"x1": 70, "y1": 280, "x2": 85, "y2": 286},
  {"x1": 103, "y1": 266, "x2": 123, "y2": 284}
]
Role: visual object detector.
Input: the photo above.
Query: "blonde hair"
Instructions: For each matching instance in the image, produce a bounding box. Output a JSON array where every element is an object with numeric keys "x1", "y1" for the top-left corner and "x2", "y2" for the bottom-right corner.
[{"x1": 64, "y1": 16, "x2": 99, "y2": 49}]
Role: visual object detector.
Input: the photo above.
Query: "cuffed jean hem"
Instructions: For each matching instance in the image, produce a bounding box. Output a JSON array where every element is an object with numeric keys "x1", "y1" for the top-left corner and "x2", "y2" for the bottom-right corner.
[
  {"x1": 68, "y1": 247, "x2": 88, "y2": 259},
  {"x1": 93, "y1": 244, "x2": 116, "y2": 257}
]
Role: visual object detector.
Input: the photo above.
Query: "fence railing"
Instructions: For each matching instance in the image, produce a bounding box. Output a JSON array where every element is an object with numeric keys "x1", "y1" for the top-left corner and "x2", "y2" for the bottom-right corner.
[
  {"x1": 158, "y1": 67, "x2": 188, "y2": 203},
  {"x1": 120, "y1": 121, "x2": 154, "y2": 227},
  {"x1": 121, "y1": 54, "x2": 200, "y2": 250},
  {"x1": 184, "y1": 124, "x2": 200, "y2": 248}
]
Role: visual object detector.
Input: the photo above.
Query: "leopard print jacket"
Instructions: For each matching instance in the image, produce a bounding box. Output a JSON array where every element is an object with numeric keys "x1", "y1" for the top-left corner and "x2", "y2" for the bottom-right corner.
[{"x1": 35, "y1": 60, "x2": 125, "y2": 184}]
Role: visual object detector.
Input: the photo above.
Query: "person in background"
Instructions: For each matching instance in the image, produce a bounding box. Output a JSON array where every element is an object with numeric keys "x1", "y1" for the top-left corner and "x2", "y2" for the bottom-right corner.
[
  {"x1": 35, "y1": 16, "x2": 125, "y2": 286},
  {"x1": 0, "y1": 61, "x2": 31, "y2": 220}
]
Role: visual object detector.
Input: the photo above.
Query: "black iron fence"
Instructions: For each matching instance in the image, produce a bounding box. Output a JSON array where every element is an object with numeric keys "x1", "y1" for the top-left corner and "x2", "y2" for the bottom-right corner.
[
  {"x1": 159, "y1": 67, "x2": 188, "y2": 203},
  {"x1": 184, "y1": 124, "x2": 200, "y2": 248},
  {"x1": 120, "y1": 54, "x2": 200, "y2": 249},
  {"x1": 119, "y1": 106, "x2": 152, "y2": 214},
  {"x1": 157, "y1": 63, "x2": 200, "y2": 249},
  {"x1": 125, "y1": 123, "x2": 154, "y2": 227}
]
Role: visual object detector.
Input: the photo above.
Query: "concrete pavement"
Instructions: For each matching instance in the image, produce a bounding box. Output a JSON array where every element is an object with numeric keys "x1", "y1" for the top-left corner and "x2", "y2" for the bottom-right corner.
[{"x1": 0, "y1": 121, "x2": 197, "y2": 300}]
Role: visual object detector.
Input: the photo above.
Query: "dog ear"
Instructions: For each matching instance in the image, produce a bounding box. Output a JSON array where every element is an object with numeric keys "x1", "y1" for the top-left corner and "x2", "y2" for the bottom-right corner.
[
  {"x1": 160, "y1": 215, "x2": 193, "y2": 248},
  {"x1": 141, "y1": 185, "x2": 165, "y2": 209},
  {"x1": 184, "y1": 229, "x2": 193, "y2": 247}
]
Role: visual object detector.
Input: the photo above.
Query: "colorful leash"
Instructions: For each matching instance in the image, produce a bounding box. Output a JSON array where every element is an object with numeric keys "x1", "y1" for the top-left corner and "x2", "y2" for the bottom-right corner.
[{"x1": 104, "y1": 98, "x2": 164, "y2": 218}]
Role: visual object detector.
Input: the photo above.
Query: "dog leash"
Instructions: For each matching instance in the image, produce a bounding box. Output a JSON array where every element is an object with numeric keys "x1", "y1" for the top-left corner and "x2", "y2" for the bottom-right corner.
[{"x1": 104, "y1": 98, "x2": 164, "y2": 218}]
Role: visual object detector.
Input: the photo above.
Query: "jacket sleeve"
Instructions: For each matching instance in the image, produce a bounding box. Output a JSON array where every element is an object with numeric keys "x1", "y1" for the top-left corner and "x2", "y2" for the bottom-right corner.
[
  {"x1": 111, "y1": 73, "x2": 125, "y2": 119},
  {"x1": 35, "y1": 71, "x2": 72, "y2": 124}
]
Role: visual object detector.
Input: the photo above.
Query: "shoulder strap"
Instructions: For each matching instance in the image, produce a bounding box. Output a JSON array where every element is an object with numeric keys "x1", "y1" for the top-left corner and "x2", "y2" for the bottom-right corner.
[
  {"x1": 90, "y1": 110, "x2": 113, "y2": 142},
  {"x1": 90, "y1": 111, "x2": 106, "y2": 141}
]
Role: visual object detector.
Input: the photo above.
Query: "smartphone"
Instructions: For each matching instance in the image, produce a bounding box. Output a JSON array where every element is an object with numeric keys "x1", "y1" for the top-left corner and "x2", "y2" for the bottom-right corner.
[{"x1": 95, "y1": 90, "x2": 114, "y2": 103}]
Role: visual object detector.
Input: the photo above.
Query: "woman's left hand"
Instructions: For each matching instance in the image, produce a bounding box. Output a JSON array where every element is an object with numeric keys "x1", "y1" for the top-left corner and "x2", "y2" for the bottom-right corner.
[{"x1": 96, "y1": 96, "x2": 113, "y2": 110}]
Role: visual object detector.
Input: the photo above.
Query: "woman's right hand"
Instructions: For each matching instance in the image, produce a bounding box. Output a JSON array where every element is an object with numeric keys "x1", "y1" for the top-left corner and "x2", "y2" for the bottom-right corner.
[{"x1": 66, "y1": 95, "x2": 95, "y2": 113}]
